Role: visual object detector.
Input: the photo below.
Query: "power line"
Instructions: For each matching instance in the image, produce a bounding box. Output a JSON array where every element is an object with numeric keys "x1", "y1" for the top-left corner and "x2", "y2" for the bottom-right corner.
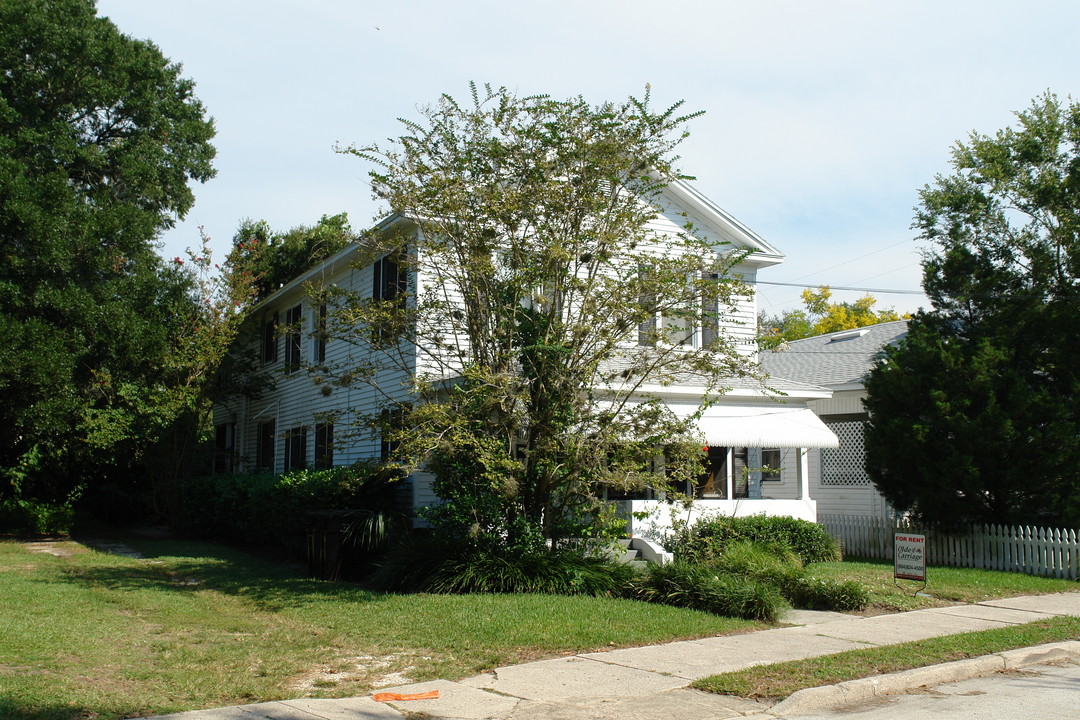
[
  {"x1": 784, "y1": 238, "x2": 916, "y2": 284},
  {"x1": 750, "y1": 280, "x2": 924, "y2": 295}
]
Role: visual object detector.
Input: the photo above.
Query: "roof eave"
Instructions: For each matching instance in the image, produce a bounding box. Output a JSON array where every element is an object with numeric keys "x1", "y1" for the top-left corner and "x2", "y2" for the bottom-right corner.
[
  {"x1": 249, "y1": 213, "x2": 409, "y2": 312},
  {"x1": 664, "y1": 176, "x2": 785, "y2": 260}
]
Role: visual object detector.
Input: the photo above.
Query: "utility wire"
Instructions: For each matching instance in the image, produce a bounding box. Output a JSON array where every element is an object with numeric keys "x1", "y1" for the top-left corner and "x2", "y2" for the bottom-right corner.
[
  {"x1": 750, "y1": 280, "x2": 924, "y2": 295},
  {"x1": 783, "y1": 238, "x2": 916, "y2": 284}
]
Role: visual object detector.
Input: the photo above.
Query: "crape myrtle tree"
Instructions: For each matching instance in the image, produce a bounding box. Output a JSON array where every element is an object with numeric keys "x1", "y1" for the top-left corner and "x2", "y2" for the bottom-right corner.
[
  {"x1": 326, "y1": 84, "x2": 759, "y2": 549},
  {"x1": 0, "y1": 0, "x2": 221, "y2": 518},
  {"x1": 864, "y1": 92, "x2": 1080, "y2": 528}
]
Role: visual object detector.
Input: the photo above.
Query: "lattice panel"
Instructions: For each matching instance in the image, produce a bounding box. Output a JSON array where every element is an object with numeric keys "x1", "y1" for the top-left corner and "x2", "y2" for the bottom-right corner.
[{"x1": 822, "y1": 421, "x2": 871, "y2": 485}]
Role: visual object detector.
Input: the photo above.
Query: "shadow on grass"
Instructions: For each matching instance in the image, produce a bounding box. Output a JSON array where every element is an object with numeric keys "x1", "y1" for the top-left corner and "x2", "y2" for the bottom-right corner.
[
  {"x1": 48, "y1": 535, "x2": 397, "y2": 611},
  {"x1": 0, "y1": 698, "x2": 90, "y2": 720}
]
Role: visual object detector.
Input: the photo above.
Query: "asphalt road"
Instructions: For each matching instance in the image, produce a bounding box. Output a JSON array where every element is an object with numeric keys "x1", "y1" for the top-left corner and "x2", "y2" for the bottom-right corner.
[{"x1": 781, "y1": 662, "x2": 1080, "y2": 719}]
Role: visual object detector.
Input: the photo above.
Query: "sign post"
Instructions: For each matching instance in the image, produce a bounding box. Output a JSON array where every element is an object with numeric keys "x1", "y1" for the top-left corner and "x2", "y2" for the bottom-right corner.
[{"x1": 893, "y1": 532, "x2": 927, "y2": 594}]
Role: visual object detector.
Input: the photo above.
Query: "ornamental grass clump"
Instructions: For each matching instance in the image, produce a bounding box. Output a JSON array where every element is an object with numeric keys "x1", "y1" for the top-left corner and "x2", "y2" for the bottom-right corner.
[
  {"x1": 712, "y1": 540, "x2": 804, "y2": 590},
  {"x1": 370, "y1": 535, "x2": 637, "y2": 596},
  {"x1": 626, "y1": 561, "x2": 788, "y2": 623},
  {"x1": 713, "y1": 540, "x2": 869, "y2": 612}
]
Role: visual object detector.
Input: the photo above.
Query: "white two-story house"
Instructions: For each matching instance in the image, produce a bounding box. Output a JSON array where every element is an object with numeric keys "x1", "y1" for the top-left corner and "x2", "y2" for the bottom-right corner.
[{"x1": 212, "y1": 178, "x2": 838, "y2": 540}]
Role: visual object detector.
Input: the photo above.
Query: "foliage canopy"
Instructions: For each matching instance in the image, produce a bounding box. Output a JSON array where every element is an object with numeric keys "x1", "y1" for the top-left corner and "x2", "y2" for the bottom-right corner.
[
  {"x1": 864, "y1": 92, "x2": 1080, "y2": 527},
  {"x1": 330, "y1": 84, "x2": 760, "y2": 547},
  {"x1": 0, "y1": 0, "x2": 224, "y2": 516}
]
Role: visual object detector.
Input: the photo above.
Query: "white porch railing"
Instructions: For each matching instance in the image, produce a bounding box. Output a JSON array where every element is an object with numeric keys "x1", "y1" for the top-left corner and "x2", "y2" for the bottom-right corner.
[
  {"x1": 819, "y1": 513, "x2": 1080, "y2": 580},
  {"x1": 618, "y1": 498, "x2": 818, "y2": 542}
]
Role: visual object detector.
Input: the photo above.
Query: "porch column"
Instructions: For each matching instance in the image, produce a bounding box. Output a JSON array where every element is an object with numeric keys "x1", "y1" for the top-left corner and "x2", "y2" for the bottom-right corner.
[
  {"x1": 797, "y1": 447, "x2": 810, "y2": 500},
  {"x1": 725, "y1": 447, "x2": 734, "y2": 500}
]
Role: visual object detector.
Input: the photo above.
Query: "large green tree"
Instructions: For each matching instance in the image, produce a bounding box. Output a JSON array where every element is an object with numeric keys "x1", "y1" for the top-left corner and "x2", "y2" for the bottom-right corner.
[
  {"x1": 231, "y1": 212, "x2": 356, "y2": 301},
  {"x1": 864, "y1": 93, "x2": 1080, "y2": 528},
  {"x1": 0, "y1": 0, "x2": 217, "y2": 513},
  {"x1": 328, "y1": 85, "x2": 758, "y2": 548}
]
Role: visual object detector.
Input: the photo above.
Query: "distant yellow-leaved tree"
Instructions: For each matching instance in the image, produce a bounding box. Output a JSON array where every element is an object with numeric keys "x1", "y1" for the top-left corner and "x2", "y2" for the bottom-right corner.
[{"x1": 758, "y1": 286, "x2": 907, "y2": 349}]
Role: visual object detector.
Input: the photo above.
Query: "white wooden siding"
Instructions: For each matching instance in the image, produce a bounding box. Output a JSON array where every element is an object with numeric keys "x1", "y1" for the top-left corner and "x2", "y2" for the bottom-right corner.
[
  {"x1": 809, "y1": 390, "x2": 867, "y2": 417},
  {"x1": 213, "y1": 183, "x2": 785, "y2": 514},
  {"x1": 219, "y1": 256, "x2": 416, "y2": 474}
]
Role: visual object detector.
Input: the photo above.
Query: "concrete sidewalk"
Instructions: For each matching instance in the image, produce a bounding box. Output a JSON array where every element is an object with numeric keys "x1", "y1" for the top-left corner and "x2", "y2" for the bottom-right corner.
[{"x1": 148, "y1": 592, "x2": 1080, "y2": 720}]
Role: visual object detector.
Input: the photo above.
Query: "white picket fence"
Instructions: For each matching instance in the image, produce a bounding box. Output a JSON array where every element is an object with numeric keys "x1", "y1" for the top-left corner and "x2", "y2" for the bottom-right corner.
[{"x1": 819, "y1": 513, "x2": 1080, "y2": 580}]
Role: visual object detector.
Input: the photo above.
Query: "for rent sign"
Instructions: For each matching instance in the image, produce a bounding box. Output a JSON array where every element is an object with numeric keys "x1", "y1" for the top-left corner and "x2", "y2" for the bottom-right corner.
[{"x1": 894, "y1": 533, "x2": 926, "y2": 582}]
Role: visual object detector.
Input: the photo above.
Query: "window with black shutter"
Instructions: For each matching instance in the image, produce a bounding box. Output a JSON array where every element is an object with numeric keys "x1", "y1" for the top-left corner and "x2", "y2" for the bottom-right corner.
[
  {"x1": 314, "y1": 423, "x2": 333, "y2": 470},
  {"x1": 373, "y1": 253, "x2": 406, "y2": 302},
  {"x1": 701, "y1": 271, "x2": 720, "y2": 349},
  {"x1": 261, "y1": 312, "x2": 279, "y2": 363},
  {"x1": 637, "y1": 268, "x2": 656, "y2": 345},
  {"x1": 256, "y1": 420, "x2": 276, "y2": 472},
  {"x1": 314, "y1": 304, "x2": 327, "y2": 364},
  {"x1": 283, "y1": 426, "x2": 307, "y2": 472}
]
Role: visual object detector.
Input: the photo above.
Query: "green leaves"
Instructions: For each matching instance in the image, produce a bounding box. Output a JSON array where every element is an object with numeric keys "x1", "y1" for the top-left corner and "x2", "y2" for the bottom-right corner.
[
  {"x1": 865, "y1": 93, "x2": 1080, "y2": 527},
  {"x1": 0, "y1": 0, "x2": 218, "y2": 513},
  {"x1": 325, "y1": 85, "x2": 758, "y2": 546}
]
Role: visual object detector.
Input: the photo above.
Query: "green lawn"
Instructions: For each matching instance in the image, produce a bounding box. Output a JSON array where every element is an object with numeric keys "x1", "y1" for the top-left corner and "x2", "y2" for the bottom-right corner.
[
  {"x1": 2, "y1": 539, "x2": 1077, "y2": 720},
  {"x1": 0, "y1": 537, "x2": 753, "y2": 720},
  {"x1": 805, "y1": 557, "x2": 1077, "y2": 612},
  {"x1": 693, "y1": 616, "x2": 1080, "y2": 699}
]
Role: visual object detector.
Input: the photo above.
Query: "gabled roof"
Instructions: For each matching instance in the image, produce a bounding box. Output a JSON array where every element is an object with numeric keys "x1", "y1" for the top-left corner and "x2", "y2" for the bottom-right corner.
[
  {"x1": 248, "y1": 214, "x2": 408, "y2": 313},
  {"x1": 251, "y1": 176, "x2": 779, "y2": 311},
  {"x1": 758, "y1": 320, "x2": 909, "y2": 389},
  {"x1": 665, "y1": 178, "x2": 785, "y2": 267}
]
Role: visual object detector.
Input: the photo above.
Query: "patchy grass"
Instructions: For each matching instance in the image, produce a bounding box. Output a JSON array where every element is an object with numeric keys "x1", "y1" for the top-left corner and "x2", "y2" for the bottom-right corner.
[
  {"x1": 806, "y1": 557, "x2": 1079, "y2": 612},
  {"x1": 692, "y1": 616, "x2": 1080, "y2": 700},
  {"x1": 0, "y1": 537, "x2": 753, "y2": 720},
  {"x1": 4, "y1": 540, "x2": 1077, "y2": 720}
]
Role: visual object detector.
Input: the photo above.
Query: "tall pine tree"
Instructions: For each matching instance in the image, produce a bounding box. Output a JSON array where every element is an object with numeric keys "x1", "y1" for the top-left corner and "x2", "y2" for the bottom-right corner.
[{"x1": 864, "y1": 93, "x2": 1080, "y2": 527}]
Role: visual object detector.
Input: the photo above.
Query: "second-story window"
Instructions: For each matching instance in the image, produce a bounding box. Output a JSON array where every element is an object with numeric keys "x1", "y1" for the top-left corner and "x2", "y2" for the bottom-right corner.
[
  {"x1": 284, "y1": 304, "x2": 302, "y2": 372},
  {"x1": 637, "y1": 269, "x2": 695, "y2": 347},
  {"x1": 637, "y1": 271, "x2": 720, "y2": 349},
  {"x1": 373, "y1": 251, "x2": 407, "y2": 343},
  {"x1": 637, "y1": 268, "x2": 656, "y2": 345},
  {"x1": 701, "y1": 271, "x2": 720, "y2": 349},
  {"x1": 373, "y1": 252, "x2": 406, "y2": 303}
]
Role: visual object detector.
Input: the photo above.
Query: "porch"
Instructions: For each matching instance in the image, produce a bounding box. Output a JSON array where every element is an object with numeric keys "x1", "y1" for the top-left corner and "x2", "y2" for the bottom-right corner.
[
  {"x1": 617, "y1": 497, "x2": 818, "y2": 541},
  {"x1": 618, "y1": 396, "x2": 837, "y2": 542}
]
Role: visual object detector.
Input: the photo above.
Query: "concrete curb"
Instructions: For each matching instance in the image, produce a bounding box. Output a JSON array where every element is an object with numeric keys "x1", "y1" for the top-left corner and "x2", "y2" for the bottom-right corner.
[{"x1": 768, "y1": 641, "x2": 1080, "y2": 716}]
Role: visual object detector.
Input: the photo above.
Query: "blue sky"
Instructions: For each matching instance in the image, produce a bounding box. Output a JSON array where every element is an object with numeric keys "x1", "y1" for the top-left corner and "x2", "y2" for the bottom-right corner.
[{"x1": 97, "y1": 0, "x2": 1080, "y2": 315}]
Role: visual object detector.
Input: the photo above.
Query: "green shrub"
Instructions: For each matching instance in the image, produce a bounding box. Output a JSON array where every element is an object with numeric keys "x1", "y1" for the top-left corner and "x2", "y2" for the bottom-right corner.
[
  {"x1": 667, "y1": 514, "x2": 841, "y2": 565},
  {"x1": 707, "y1": 540, "x2": 867, "y2": 612},
  {"x1": 626, "y1": 561, "x2": 788, "y2": 622},
  {"x1": 178, "y1": 462, "x2": 403, "y2": 557},
  {"x1": 371, "y1": 536, "x2": 637, "y2": 596},
  {"x1": 787, "y1": 577, "x2": 869, "y2": 611},
  {"x1": 0, "y1": 497, "x2": 76, "y2": 536},
  {"x1": 712, "y1": 540, "x2": 804, "y2": 590}
]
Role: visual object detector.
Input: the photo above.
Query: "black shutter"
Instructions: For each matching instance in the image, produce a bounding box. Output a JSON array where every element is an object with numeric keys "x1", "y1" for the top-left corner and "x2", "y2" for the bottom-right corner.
[
  {"x1": 637, "y1": 268, "x2": 655, "y2": 345},
  {"x1": 701, "y1": 272, "x2": 719, "y2": 348},
  {"x1": 373, "y1": 256, "x2": 383, "y2": 300}
]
